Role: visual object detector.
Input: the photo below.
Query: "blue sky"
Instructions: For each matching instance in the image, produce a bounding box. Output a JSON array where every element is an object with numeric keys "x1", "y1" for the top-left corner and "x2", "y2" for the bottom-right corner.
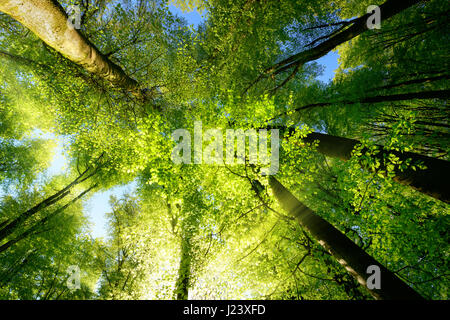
[
  {"x1": 316, "y1": 51, "x2": 339, "y2": 83},
  {"x1": 84, "y1": 181, "x2": 137, "y2": 238},
  {"x1": 33, "y1": 5, "x2": 339, "y2": 239},
  {"x1": 168, "y1": 3, "x2": 205, "y2": 26}
]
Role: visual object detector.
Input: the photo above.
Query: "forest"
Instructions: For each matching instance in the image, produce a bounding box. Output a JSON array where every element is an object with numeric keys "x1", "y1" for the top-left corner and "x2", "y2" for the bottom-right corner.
[{"x1": 0, "y1": 0, "x2": 448, "y2": 300}]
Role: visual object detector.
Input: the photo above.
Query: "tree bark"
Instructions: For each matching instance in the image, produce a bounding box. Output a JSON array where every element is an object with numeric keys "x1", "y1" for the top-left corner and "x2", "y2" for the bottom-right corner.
[
  {"x1": 271, "y1": 128, "x2": 450, "y2": 204},
  {"x1": 0, "y1": 184, "x2": 96, "y2": 254},
  {"x1": 0, "y1": 157, "x2": 101, "y2": 242},
  {"x1": 266, "y1": 0, "x2": 422, "y2": 77},
  {"x1": 174, "y1": 235, "x2": 192, "y2": 300},
  {"x1": 0, "y1": 0, "x2": 152, "y2": 101},
  {"x1": 269, "y1": 176, "x2": 424, "y2": 300},
  {"x1": 302, "y1": 132, "x2": 450, "y2": 204}
]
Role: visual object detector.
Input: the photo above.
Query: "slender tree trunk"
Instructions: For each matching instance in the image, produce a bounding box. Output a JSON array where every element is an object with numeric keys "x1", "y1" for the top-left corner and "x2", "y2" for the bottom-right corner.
[
  {"x1": 0, "y1": 158, "x2": 100, "y2": 242},
  {"x1": 269, "y1": 176, "x2": 424, "y2": 300},
  {"x1": 266, "y1": 0, "x2": 422, "y2": 76},
  {"x1": 0, "y1": 0, "x2": 153, "y2": 101},
  {"x1": 0, "y1": 249, "x2": 37, "y2": 287},
  {"x1": 174, "y1": 235, "x2": 192, "y2": 300},
  {"x1": 0, "y1": 184, "x2": 96, "y2": 254}
]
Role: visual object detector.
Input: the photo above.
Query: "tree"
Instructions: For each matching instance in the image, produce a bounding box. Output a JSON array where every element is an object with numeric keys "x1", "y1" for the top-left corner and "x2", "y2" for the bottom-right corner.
[
  {"x1": 0, "y1": 153, "x2": 103, "y2": 245},
  {"x1": 249, "y1": 0, "x2": 423, "y2": 91},
  {"x1": 274, "y1": 129, "x2": 450, "y2": 203},
  {"x1": 0, "y1": 0, "x2": 448, "y2": 301},
  {"x1": 96, "y1": 195, "x2": 154, "y2": 299},
  {"x1": 0, "y1": 0, "x2": 153, "y2": 101},
  {"x1": 268, "y1": 176, "x2": 423, "y2": 300}
]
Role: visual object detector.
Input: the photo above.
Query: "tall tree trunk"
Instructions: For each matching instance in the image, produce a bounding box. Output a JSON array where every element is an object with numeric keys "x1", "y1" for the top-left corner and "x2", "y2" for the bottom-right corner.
[
  {"x1": 303, "y1": 132, "x2": 450, "y2": 204},
  {"x1": 0, "y1": 249, "x2": 38, "y2": 287},
  {"x1": 266, "y1": 0, "x2": 422, "y2": 77},
  {"x1": 269, "y1": 176, "x2": 424, "y2": 300},
  {"x1": 0, "y1": 0, "x2": 152, "y2": 101},
  {"x1": 271, "y1": 128, "x2": 450, "y2": 203},
  {"x1": 0, "y1": 184, "x2": 96, "y2": 254},
  {"x1": 0, "y1": 158, "x2": 100, "y2": 242},
  {"x1": 174, "y1": 235, "x2": 192, "y2": 300}
]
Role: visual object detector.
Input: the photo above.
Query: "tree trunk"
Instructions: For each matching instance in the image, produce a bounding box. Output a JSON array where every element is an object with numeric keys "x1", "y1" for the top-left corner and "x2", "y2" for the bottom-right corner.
[
  {"x1": 0, "y1": 0, "x2": 152, "y2": 101},
  {"x1": 174, "y1": 235, "x2": 192, "y2": 300},
  {"x1": 270, "y1": 128, "x2": 450, "y2": 204},
  {"x1": 0, "y1": 158, "x2": 100, "y2": 242},
  {"x1": 266, "y1": 0, "x2": 422, "y2": 76},
  {"x1": 0, "y1": 184, "x2": 96, "y2": 254},
  {"x1": 269, "y1": 176, "x2": 424, "y2": 300},
  {"x1": 301, "y1": 132, "x2": 450, "y2": 204}
]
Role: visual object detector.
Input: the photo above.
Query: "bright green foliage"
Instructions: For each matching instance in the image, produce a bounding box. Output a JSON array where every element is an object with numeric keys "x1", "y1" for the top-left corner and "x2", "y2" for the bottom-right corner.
[
  {"x1": 0, "y1": 0, "x2": 448, "y2": 300},
  {"x1": 95, "y1": 195, "x2": 154, "y2": 299},
  {"x1": 0, "y1": 176, "x2": 101, "y2": 299}
]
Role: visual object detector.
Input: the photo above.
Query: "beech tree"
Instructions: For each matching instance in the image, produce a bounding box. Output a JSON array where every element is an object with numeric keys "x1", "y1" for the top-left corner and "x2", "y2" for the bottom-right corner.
[
  {"x1": 269, "y1": 176, "x2": 423, "y2": 300},
  {"x1": 0, "y1": 0, "x2": 448, "y2": 301},
  {"x1": 268, "y1": 128, "x2": 450, "y2": 203}
]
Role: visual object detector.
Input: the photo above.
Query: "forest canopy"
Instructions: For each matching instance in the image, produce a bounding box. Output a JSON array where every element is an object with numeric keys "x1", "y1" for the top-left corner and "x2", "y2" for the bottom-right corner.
[{"x1": 0, "y1": 0, "x2": 448, "y2": 301}]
